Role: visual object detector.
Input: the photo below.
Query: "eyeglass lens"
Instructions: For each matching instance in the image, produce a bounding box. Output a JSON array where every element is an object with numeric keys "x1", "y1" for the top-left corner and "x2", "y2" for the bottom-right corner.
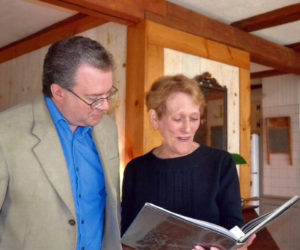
[{"x1": 91, "y1": 87, "x2": 118, "y2": 109}]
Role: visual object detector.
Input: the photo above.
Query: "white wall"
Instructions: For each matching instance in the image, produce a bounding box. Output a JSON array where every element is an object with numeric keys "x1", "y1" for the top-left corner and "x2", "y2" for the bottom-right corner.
[{"x1": 262, "y1": 74, "x2": 300, "y2": 197}]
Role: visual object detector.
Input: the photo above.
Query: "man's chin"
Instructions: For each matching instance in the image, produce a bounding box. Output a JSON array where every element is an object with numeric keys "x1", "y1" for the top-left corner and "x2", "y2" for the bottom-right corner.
[{"x1": 89, "y1": 115, "x2": 103, "y2": 126}]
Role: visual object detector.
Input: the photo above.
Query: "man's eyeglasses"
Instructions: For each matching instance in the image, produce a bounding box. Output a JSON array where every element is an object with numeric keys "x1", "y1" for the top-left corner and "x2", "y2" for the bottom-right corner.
[{"x1": 67, "y1": 86, "x2": 118, "y2": 110}]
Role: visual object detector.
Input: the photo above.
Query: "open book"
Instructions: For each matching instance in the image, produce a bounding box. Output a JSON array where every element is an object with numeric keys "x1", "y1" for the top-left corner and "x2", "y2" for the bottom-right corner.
[{"x1": 121, "y1": 196, "x2": 299, "y2": 250}]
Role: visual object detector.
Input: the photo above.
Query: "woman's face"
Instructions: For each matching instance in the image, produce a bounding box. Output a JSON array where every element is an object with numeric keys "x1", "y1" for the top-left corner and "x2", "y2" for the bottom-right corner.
[{"x1": 153, "y1": 92, "x2": 201, "y2": 158}]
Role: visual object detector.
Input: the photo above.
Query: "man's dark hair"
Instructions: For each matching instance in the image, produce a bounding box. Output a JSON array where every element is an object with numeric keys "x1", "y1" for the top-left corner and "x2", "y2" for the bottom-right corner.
[{"x1": 42, "y1": 36, "x2": 114, "y2": 97}]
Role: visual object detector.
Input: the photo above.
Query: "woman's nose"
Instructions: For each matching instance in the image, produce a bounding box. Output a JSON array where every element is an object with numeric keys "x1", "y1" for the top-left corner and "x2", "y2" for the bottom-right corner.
[{"x1": 182, "y1": 120, "x2": 191, "y2": 132}]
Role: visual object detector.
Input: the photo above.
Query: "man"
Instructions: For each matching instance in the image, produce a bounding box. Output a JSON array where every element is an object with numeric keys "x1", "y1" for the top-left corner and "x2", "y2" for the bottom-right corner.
[{"x1": 0, "y1": 36, "x2": 122, "y2": 250}]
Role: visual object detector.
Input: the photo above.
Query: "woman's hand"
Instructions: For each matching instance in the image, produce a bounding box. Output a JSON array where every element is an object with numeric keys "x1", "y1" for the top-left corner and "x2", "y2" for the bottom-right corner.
[
  {"x1": 192, "y1": 234, "x2": 256, "y2": 250},
  {"x1": 192, "y1": 246, "x2": 219, "y2": 250},
  {"x1": 122, "y1": 244, "x2": 135, "y2": 250},
  {"x1": 236, "y1": 234, "x2": 256, "y2": 250}
]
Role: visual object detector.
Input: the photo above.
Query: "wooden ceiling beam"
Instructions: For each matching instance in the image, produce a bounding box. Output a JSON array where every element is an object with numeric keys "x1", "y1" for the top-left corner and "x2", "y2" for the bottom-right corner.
[
  {"x1": 39, "y1": 0, "x2": 166, "y2": 25},
  {"x1": 0, "y1": 14, "x2": 107, "y2": 64},
  {"x1": 251, "y1": 70, "x2": 286, "y2": 79},
  {"x1": 250, "y1": 42, "x2": 300, "y2": 79},
  {"x1": 251, "y1": 40, "x2": 300, "y2": 79},
  {"x1": 286, "y1": 42, "x2": 300, "y2": 52},
  {"x1": 146, "y1": 2, "x2": 300, "y2": 74},
  {"x1": 231, "y1": 3, "x2": 300, "y2": 32},
  {"x1": 251, "y1": 84, "x2": 262, "y2": 90}
]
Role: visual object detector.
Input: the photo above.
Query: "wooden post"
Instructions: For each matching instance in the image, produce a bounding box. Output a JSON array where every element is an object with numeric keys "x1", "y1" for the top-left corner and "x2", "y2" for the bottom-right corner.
[
  {"x1": 125, "y1": 20, "x2": 251, "y2": 198},
  {"x1": 239, "y1": 68, "x2": 251, "y2": 198}
]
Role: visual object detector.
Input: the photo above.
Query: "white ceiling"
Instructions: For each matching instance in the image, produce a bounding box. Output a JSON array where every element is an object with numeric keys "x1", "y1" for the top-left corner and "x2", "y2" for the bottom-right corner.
[
  {"x1": 169, "y1": 0, "x2": 299, "y2": 23},
  {"x1": 0, "y1": 0, "x2": 74, "y2": 48},
  {"x1": 252, "y1": 20, "x2": 300, "y2": 45},
  {"x1": 1, "y1": 0, "x2": 300, "y2": 72},
  {"x1": 168, "y1": 0, "x2": 300, "y2": 45}
]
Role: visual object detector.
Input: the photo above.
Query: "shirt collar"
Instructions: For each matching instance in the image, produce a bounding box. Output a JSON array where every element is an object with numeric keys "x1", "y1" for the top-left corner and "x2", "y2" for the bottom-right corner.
[
  {"x1": 45, "y1": 97, "x2": 92, "y2": 135},
  {"x1": 45, "y1": 97, "x2": 67, "y2": 125}
]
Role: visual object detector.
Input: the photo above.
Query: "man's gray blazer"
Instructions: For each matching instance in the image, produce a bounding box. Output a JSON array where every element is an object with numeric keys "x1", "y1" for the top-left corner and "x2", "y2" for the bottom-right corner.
[{"x1": 0, "y1": 96, "x2": 122, "y2": 250}]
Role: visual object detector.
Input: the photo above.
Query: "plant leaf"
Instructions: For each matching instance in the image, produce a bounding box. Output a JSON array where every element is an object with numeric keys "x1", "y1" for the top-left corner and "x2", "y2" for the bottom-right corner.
[{"x1": 231, "y1": 153, "x2": 247, "y2": 165}]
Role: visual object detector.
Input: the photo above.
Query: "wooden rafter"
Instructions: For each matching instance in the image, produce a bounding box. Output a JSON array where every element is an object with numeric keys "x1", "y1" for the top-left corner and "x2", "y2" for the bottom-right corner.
[
  {"x1": 251, "y1": 84, "x2": 262, "y2": 90},
  {"x1": 146, "y1": 2, "x2": 300, "y2": 74},
  {"x1": 286, "y1": 42, "x2": 300, "y2": 52},
  {"x1": 39, "y1": 0, "x2": 166, "y2": 25},
  {"x1": 251, "y1": 69, "x2": 286, "y2": 79},
  {"x1": 0, "y1": 14, "x2": 107, "y2": 64},
  {"x1": 0, "y1": 0, "x2": 166, "y2": 64},
  {"x1": 231, "y1": 3, "x2": 300, "y2": 32},
  {"x1": 2, "y1": 0, "x2": 300, "y2": 74},
  {"x1": 252, "y1": 42, "x2": 300, "y2": 79}
]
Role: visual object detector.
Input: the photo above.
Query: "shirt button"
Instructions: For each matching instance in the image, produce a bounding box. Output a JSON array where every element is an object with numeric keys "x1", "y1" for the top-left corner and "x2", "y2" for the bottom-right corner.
[
  {"x1": 76, "y1": 168, "x2": 79, "y2": 171},
  {"x1": 81, "y1": 220, "x2": 84, "y2": 224},
  {"x1": 82, "y1": 247, "x2": 85, "y2": 250},
  {"x1": 68, "y1": 219, "x2": 76, "y2": 226},
  {"x1": 79, "y1": 194, "x2": 82, "y2": 198}
]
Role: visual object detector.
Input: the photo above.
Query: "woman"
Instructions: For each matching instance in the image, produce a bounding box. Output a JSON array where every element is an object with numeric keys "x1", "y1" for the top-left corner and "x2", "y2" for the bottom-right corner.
[{"x1": 121, "y1": 74, "x2": 254, "y2": 249}]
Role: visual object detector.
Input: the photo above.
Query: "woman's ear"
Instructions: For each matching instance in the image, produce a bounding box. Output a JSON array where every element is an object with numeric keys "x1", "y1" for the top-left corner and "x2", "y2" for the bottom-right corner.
[{"x1": 149, "y1": 109, "x2": 159, "y2": 129}]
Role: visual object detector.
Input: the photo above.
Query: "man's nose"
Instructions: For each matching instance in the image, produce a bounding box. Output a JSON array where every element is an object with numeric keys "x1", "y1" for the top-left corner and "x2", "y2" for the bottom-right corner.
[{"x1": 96, "y1": 98, "x2": 110, "y2": 111}]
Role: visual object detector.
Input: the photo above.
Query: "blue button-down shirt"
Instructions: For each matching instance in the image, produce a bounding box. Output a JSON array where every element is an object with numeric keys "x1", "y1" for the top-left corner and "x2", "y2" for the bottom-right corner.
[{"x1": 46, "y1": 97, "x2": 106, "y2": 250}]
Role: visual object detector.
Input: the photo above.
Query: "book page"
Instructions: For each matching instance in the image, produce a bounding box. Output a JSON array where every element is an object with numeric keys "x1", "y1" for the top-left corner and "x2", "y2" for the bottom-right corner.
[
  {"x1": 148, "y1": 203, "x2": 238, "y2": 240},
  {"x1": 238, "y1": 196, "x2": 300, "y2": 243},
  {"x1": 122, "y1": 203, "x2": 240, "y2": 250}
]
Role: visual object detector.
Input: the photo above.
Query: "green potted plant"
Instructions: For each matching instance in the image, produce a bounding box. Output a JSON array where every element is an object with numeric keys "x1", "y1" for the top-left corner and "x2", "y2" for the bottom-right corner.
[{"x1": 231, "y1": 153, "x2": 247, "y2": 165}]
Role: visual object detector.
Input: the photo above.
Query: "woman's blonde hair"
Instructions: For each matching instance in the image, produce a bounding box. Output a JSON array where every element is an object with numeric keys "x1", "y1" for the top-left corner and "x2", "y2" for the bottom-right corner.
[{"x1": 146, "y1": 74, "x2": 206, "y2": 118}]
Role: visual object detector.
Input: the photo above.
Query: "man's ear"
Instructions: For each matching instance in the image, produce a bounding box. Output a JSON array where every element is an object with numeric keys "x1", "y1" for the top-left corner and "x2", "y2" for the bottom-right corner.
[
  {"x1": 50, "y1": 83, "x2": 64, "y2": 101},
  {"x1": 149, "y1": 109, "x2": 159, "y2": 129}
]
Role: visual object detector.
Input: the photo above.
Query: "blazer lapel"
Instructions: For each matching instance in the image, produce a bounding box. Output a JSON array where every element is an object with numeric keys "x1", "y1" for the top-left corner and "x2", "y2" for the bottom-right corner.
[
  {"x1": 31, "y1": 96, "x2": 76, "y2": 218},
  {"x1": 93, "y1": 117, "x2": 116, "y2": 196}
]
